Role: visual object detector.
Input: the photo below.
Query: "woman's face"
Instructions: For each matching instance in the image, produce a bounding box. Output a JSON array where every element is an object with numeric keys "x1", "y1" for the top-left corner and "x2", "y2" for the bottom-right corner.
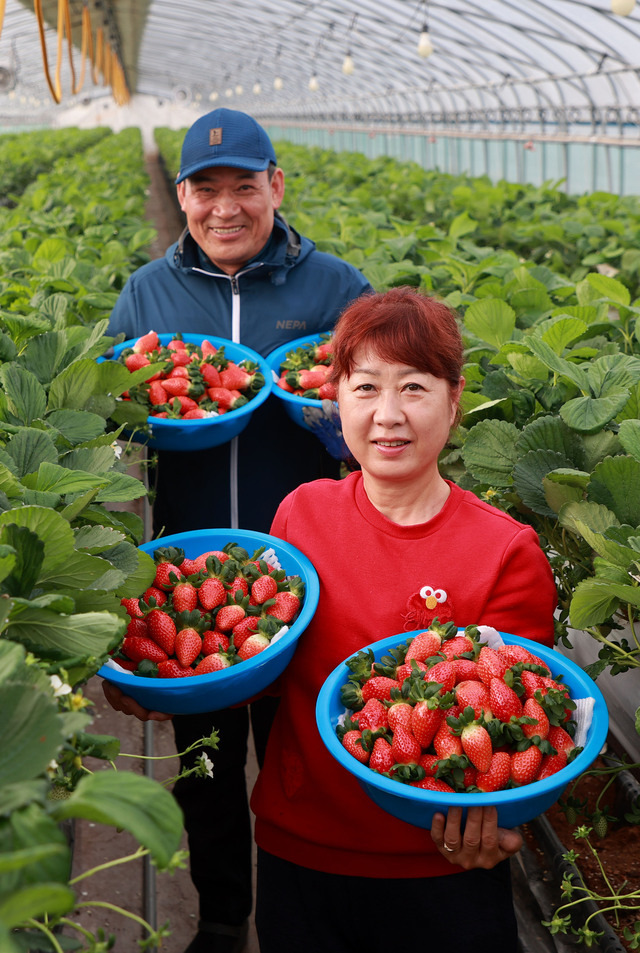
[{"x1": 337, "y1": 348, "x2": 463, "y2": 487}]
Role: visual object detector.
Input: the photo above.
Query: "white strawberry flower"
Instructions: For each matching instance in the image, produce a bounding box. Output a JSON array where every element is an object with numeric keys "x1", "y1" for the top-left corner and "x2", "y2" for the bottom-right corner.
[
  {"x1": 199, "y1": 753, "x2": 214, "y2": 778},
  {"x1": 110, "y1": 441, "x2": 123, "y2": 459},
  {"x1": 50, "y1": 674, "x2": 72, "y2": 697}
]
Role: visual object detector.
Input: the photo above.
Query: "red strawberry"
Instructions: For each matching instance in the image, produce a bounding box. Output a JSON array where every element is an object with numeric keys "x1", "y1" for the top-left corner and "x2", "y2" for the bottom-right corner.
[
  {"x1": 520, "y1": 669, "x2": 547, "y2": 699},
  {"x1": 477, "y1": 646, "x2": 509, "y2": 686},
  {"x1": 264, "y1": 591, "x2": 301, "y2": 624},
  {"x1": 172, "y1": 581, "x2": 199, "y2": 613},
  {"x1": 237, "y1": 632, "x2": 270, "y2": 660},
  {"x1": 342, "y1": 730, "x2": 369, "y2": 764},
  {"x1": 179, "y1": 557, "x2": 200, "y2": 576},
  {"x1": 197, "y1": 578, "x2": 226, "y2": 612},
  {"x1": 175, "y1": 627, "x2": 202, "y2": 667},
  {"x1": 411, "y1": 777, "x2": 455, "y2": 792},
  {"x1": 250, "y1": 574, "x2": 278, "y2": 605},
  {"x1": 452, "y1": 658, "x2": 480, "y2": 683},
  {"x1": 387, "y1": 701, "x2": 414, "y2": 732},
  {"x1": 361, "y1": 676, "x2": 401, "y2": 703},
  {"x1": 231, "y1": 616, "x2": 259, "y2": 648},
  {"x1": 460, "y1": 721, "x2": 493, "y2": 774},
  {"x1": 202, "y1": 629, "x2": 229, "y2": 655},
  {"x1": 433, "y1": 721, "x2": 464, "y2": 759},
  {"x1": 126, "y1": 617, "x2": 148, "y2": 639},
  {"x1": 419, "y1": 752, "x2": 441, "y2": 777},
  {"x1": 146, "y1": 609, "x2": 177, "y2": 655},
  {"x1": 125, "y1": 352, "x2": 150, "y2": 372},
  {"x1": 369, "y1": 737, "x2": 395, "y2": 774},
  {"x1": 141, "y1": 586, "x2": 167, "y2": 608},
  {"x1": 395, "y1": 658, "x2": 428, "y2": 683},
  {"x1": 405, "y1": 629, "x2": 442, "y2": 663},
  {"x1": 455, "y1": 679, "x2": 492, "y2": 719},
  {"x1": 547, "y1": 725, "x2": 576, "y2": 756},
  {"x1": 122, "y1": 636, "x2": 168, "y2": 664},
  {"x1": 157, "y1": 659, "x2": 196, "y2": 678},
  {"x1": 216, "y1": 603, "x2": 246, "y2": 631},
  {"x1": 410, "y1": 700, "x2": 443, "y2": 748},
  {"x1": 357, "y1": 698, "x2": 389, "y2": 732},
  {"x1": 148, "y1": 381, "x2": 168, "y2": 406},
  {"x1": 219, "y1": 362, "x2": 253, "y2": 391},
  {"x1": 227, "y1": 575, "x2": 249, "y2": 598},
  {"x1": 511, "y1": 745, "x2": 543, "y2": 786},
  {"x1": 193, "y1": 550, "x2": 230, "y2": 571},
  {"x1": 391, "y1": 726, "x2": 422, "y2": 764},
  {"x1": 121, "y1": 597, "x2": 143, "y2": 619},
  {"x1": 424, "y1": 660, "x2": 456, "y2": 693},
  {"x1": 489, "y1": 677, "x2": 523, "y2": 722},
  {"x1": 522, "y1": 697, "x2": 549, "y2": 740},
  {"x1": 201, "y1": 363, "x2": 222, "y2": 387},
  {"x1": 496, "y1": 643, "x2": 538, "y2": 666},
  {"x1": 133, "y1": 330, "x2": 159, "y2": 353},
  {"x1": 476, "y1": 751, "x2": 511, "y2": 792},
  {"x1": 440, "y1": 634, "x2": 475, "y2": 659},
  {"x1": 154, "y1": 562, "x2": 183, "y2": 591},
  {"x1": 318, "y1": 381, "x2": 337, "y2": 400},
  {"x1": 200, "y1": 339, "x2": 218, "y2": 358},
  {"x1": 537, "y1": 748, "x2": 568, "y2": 780},
  {"x1": 207, "y1": 386, "x2": 239, "y2": 410},
  {"x1": 194, "y1": 652, "x2": 233, "y2": 674}
]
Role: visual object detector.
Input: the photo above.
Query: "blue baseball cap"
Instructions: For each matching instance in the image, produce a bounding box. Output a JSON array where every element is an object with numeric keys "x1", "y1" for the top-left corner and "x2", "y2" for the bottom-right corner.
[{"x1": 175, "y1": 108, "x2": 277, "y2": 183}]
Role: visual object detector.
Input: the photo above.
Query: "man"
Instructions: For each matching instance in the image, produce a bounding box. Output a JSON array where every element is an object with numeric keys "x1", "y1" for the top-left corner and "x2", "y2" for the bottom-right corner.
[{"x1": 104, "y1": 107, "x2": 372, "y2": 953}]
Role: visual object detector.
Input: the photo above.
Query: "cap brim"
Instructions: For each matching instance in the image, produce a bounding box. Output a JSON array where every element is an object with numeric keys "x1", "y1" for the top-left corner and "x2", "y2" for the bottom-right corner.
[{"x1": 175, "y1": 155, "x2": 273, "y2": 183}]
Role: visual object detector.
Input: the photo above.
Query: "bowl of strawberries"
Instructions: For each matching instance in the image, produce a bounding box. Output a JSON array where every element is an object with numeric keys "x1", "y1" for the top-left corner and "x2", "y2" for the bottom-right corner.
[
  {"x1": 106, "y1": 331, "x2": 273, "y2": 451},
  {"x1": 98, "y1": 528, "x2": 319, "y2": 714},
  {"x1": 316, "y1": 625, "x2": 608, "y2": 829},
  {"x1": 266, "y1": 333, "x2": 354, "y2": 461}
]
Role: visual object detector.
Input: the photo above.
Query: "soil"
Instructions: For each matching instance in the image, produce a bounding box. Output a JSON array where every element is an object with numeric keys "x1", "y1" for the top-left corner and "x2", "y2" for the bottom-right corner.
[{"x1": 522, "y1": 751, "x2": 640, "y2": 951}]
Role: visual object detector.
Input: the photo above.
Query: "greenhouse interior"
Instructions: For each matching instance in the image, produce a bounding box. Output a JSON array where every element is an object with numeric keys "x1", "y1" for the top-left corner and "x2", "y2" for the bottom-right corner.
[{"x1": 1, "y1": 2, "x2": 640, "y2": 953}]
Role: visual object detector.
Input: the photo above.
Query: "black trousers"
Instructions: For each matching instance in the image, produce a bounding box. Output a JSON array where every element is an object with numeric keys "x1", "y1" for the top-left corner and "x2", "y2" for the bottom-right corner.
[
  {"x1": 256, "y1": 849, "x2": 518, "y2": 953},
  {"x1": 172, "y1": 696, "x2": 279, "y2": 925}
]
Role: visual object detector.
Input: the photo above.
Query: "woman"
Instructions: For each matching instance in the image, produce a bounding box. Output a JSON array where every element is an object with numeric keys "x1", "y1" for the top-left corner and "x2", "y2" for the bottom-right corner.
[{"x1": 251, "y1": 287, "x2": 557, "y2": 953}]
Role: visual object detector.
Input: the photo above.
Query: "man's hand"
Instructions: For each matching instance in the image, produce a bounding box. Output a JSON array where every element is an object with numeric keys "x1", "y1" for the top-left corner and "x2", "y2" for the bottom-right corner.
[
  {"x1": 102, "y1": 680, "x2": 173, "y2": 722},
  {"x1": 430, "y1": 805, "x2": 523, "y2": 869}
]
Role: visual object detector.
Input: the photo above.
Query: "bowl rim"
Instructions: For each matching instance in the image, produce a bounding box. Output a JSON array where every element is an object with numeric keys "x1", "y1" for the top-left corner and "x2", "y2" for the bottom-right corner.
[
  {"x1": 316, "y1": 630, "x2": 609, "y2": 811},
  {"x1": 99, "y1": 528, "x2": 320, "y2": 687},
  {"x1": 107, "y1": 333, "x2": 274, "y2": 429},
  {"x1": 265, "y1": 332, "x2": 331, "y2": 410}
]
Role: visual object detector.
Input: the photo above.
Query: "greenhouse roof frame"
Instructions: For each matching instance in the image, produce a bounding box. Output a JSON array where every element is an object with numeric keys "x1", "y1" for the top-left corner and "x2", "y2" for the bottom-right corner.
[{"x1": 0, "y1": 0, "x2": 639, "y2": 137}]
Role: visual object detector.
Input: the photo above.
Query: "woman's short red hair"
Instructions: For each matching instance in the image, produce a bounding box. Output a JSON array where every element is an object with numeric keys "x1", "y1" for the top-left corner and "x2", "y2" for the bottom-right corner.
[{"x1": 328, "y1": 286, "x2": 464, "y2": 387}]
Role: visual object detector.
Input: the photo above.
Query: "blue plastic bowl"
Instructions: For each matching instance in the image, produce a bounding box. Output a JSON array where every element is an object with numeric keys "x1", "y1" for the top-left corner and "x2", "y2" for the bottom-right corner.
[
  {"x1": 106, "y1": 333, "x2": 273, "y2": 451},
  {"x1": 98, "y1": 528, "x2": 319, "y2": 715},
  {"x1": 265, "y1": 333, "x2": 329, "y2": 432},
  {"x1": 316, "y1": 631, "x2": 609, "y2": 829}
]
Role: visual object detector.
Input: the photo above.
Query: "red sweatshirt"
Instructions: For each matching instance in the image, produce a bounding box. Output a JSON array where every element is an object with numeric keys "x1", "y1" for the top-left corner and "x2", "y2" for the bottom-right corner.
[{"x1": 251, "y1": 473, "x2": 557, "y2": 878}]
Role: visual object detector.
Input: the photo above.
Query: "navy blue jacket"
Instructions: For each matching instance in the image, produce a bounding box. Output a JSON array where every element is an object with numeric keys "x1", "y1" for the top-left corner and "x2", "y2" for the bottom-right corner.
[{"x1": 108, "y1": 214, "x2": 372, "y2": 535}]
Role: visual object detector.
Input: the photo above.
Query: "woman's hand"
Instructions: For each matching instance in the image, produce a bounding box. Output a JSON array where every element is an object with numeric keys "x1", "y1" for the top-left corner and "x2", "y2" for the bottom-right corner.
[
  {"x1": 102, "y1": 680, "x2": 173, "y2": 722},
  {"x1": 430, "y1": 805, "x2": 523, "y2": 870}
]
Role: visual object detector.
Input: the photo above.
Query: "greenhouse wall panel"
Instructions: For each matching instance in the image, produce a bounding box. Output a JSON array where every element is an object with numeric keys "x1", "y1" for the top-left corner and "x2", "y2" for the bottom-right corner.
[{"x1": 265, "y1": 124, "x2": 640, "y2": 197}]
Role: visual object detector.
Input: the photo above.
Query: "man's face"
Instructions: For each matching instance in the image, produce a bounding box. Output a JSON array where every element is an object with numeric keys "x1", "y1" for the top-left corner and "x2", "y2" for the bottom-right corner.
[{"x1": 176, "y1": 166, "x2": 285, "y2": 275}]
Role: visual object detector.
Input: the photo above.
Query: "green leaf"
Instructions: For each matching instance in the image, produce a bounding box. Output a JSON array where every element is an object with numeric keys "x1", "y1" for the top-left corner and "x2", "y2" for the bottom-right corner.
[
  {"x1": 50, "y1": 771, "x2": 183, "y2": 869},
  {"x1": 0, "y1": 524, "x2": 44, "y2": 598},
  {"x1": 569, "y1": 578, "x2": 627, "y2": 628},
  {"x1": 589, "y1": 455, "x2": 640, "y2": 526},
  {"x1": 4, "y1": 429, "x2": 58, "y2": 478},
  {"x1": 73, "y1": 524, "x2": 126, "y2": 553},
  {"x1": 461, "y1": 419, "x2": 519, "y2": 485},
  {"x1": 46, "y1": 358, "x2": 102, "y2": 412},
  {"x1": 0, "y1": 685, "x2": 64, "y2": 788},
  {"x1": 586, "y1": 273, "x2": 631, "y2": 306},
  {"x1": 46, "y1": 409, "x2": 107, "y2": 445},
  {"x1": 5, "y1": 605, "x2": 124, "y2": 661},
  {"x1": 0, "y1": 882, "x2": 75, "y2": 929},
  {"x1": 560, "y1": 390, "x2": 630, "y2": 434},
  {"x1": 115, "y1": 547, "x2": 156, "y2": 599},
  {"x1": 0, "y1": 365, "x2": 46, "y2": 425},
  {"x1": 540, "y1": 316, "x2": 588, "y2": 355},
  {"x1": 464, "y1": 299, "x2": 516, "y2": 349},
  {"x1": 448, "y1": 211, "x2": 477, "y2": 243},
  {"x1": 618, "y1": 419, "x2": 640, "y2": 462},
  {"x1": 94, "y1": 471, "x2": 148, "y2": 503},
  {"x1": 516, "y1": 415, "x2": 586, "y2": 467},
  {"x1": 513, "y1": 449, "x2": 573, "y2": 517},
  {"x1": 525, "y1": 336, "x2": 589, "y2": 391},
  {"x1": 21, "y1": 462, "x2": 108, "y2": 496},
  {"x1": 0, "y1": 506, "x2": 75, "y2": 581}
]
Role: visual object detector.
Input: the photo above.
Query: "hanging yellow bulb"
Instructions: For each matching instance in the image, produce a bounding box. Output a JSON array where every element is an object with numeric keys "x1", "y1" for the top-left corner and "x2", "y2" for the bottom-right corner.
[
  {"x1": 611, "y1": 0, "x2": 635, "y2": 13},
  {"x1": 342, "y1": 52, "x2": 354, "y2": 75},
  {"x1": 274, "y1": 75, "x2": 283, "y2": 90},
  {"x1": 418, "y1": 28, "x2": 434, "y2": 57},
  {"x1": 253, "y1": 81, "x2": 262, "y2": 94},
  {"x1": 309, "y1": 73, "x2": 319, "y2": 91}
]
